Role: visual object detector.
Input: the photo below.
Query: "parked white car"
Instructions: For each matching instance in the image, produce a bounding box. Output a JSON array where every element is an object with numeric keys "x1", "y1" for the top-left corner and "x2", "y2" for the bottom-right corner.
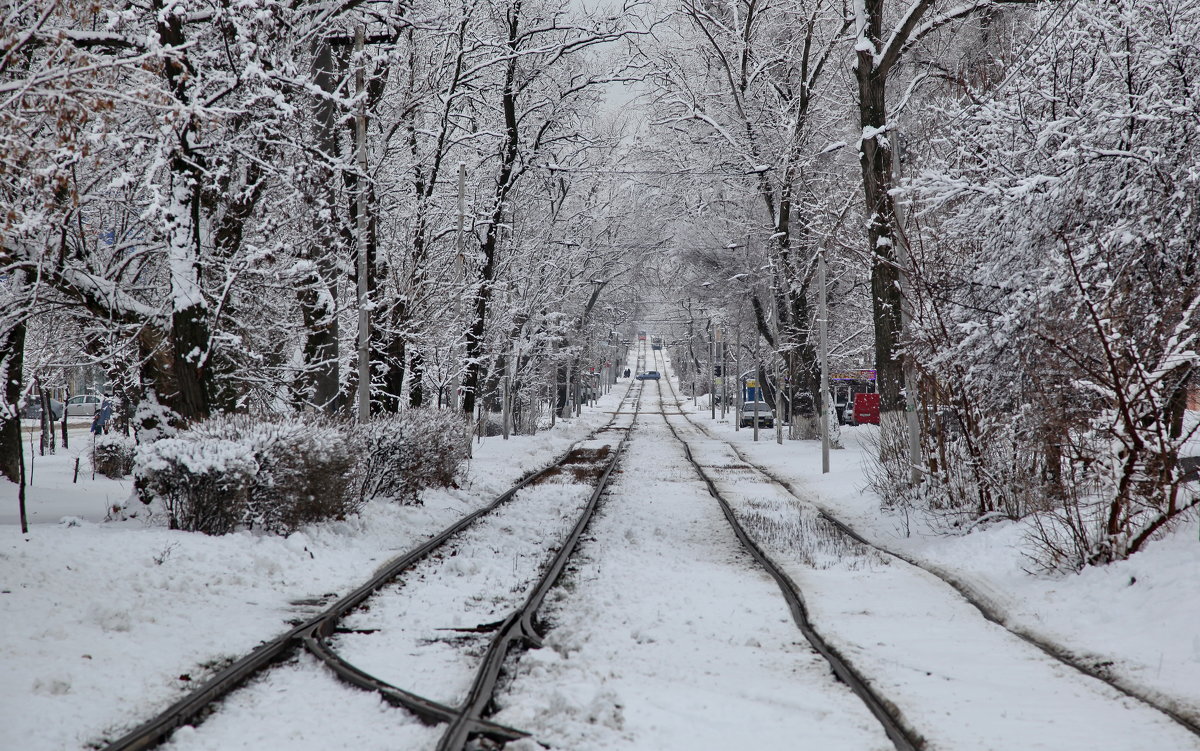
[
  {"x1": 739, "y1": 401, "x2": 775, "y2": 428},
  {"x1": 65, "y1": 394, "x2": 103, "y2": 417}
]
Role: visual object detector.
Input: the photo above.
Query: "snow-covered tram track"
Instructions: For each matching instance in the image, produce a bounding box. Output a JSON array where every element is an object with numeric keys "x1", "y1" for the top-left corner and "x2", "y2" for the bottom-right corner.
[
  {"x1": 485, "y1": 368, "x2": 896, "y2": 750},
  {"x1": 701, "y1": 428, "x2": 1200, "y2": 742},
  {"x1": 100, "y1": 382, "x2": 643, "y2": 751},
  {"x1": 649, "y1": 351, "x2": 1200, "y2": 750},
  {"x1": 648, "y1": 368, "x2": 922, "y2": 751}
]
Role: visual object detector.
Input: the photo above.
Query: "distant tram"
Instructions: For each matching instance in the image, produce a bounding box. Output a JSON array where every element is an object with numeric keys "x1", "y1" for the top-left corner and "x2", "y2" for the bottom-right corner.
[
  {"x1": 637, "y1": 330, "x2": 647, "y2": 341},
  {"x1": 651, "y1": 336, "x2": 663, "y2": 350}
]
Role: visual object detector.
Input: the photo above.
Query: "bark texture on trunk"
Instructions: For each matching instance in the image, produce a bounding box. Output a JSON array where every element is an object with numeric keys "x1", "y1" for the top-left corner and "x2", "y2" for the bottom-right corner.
[
  {"x1": 855, "y1": 0, "x2": 905, "y2": 415},
  {"x1": 296, "y1": 40, "x2": 346, "y2": 413},
  {"x1": 462, "y1": 0, "x2": 523, "y2": 416},
  {"x1": 155, "y1": 0, "x2": 212, "y2": 424},
  {"x1": 0, "y1": 320, "x2": 26, "y2": 484}
]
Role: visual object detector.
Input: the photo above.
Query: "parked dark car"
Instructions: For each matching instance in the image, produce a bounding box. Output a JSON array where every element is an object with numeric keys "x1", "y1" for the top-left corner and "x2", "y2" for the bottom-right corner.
[
  {"x1": 636, "y1": 371, "x2": 661, "y2": 380},
  {"x1": 21, "y1": 398, "x2": 64, "y2": 421}
]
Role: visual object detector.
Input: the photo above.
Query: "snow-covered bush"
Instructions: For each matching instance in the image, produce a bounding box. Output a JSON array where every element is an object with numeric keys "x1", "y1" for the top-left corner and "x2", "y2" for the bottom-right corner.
[
  {"x1": 135, "y1": 437, "x2": 256, "y2": 534},
  {"x1": 135, "y1": 415, "x2": 356, "y2": 535},
  {"x1": 353, "y1": 410, "x2": 470, "y2": 504},
  {"x1": 92, "y1": 435, "x2": 136, "y2": 479}
]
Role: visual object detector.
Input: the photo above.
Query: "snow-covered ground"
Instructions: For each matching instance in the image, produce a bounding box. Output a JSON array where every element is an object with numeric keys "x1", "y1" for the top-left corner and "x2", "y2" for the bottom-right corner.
[
  {"x1": 689, "y1": 412, "x2": 1200, "y2": 731},
  {"x1": 3, "y1": 357, "x2": 1199, "y2": 750},
  {"x1": 669, "y1": 406, "x2": 1198, "y2": 750},
  {"x1": 1, "y1": 404, "x2": 617, "y2": 751},
  {"x1": 492, "y1": 406, "x2": 892, "y2": 751}
]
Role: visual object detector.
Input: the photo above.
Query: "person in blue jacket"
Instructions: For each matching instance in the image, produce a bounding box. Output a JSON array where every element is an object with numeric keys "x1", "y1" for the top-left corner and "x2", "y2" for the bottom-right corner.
[{"x1": 91, "y1": 395, "x2": 114, "y2": 435}]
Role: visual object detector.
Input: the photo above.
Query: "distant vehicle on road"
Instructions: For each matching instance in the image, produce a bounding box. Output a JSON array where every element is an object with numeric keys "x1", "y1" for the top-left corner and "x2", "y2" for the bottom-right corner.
[
  {"x1": 739, "y1": 401, "x2": 775, "y2": 428},
  {"x1": 636, "y1": 371, "x2": 661, "y2": 380},
  {"x1": 651, "y1": 336, "x2": 663, "y2": 350}
]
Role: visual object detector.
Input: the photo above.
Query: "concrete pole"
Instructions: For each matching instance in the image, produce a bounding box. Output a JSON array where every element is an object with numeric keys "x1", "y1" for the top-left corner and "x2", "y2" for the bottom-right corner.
[
  {"x1": 548, "y1": 345, "x2": 556, "y2": 428},
  {"x1": 775, "y1": 358, "x2": 783, "y2": 445},
  {"x1": 753, "y1": 343, "x2": 760, "y2": 442},
  {"x1": 819, "y1": 252, "x2": 830, "y2": 473},
  {"x1": 709, "y1": 325, "x2": 716, "y2": 420},
  {"x1": 715, "y1": 335, "x2": 724, "y2": 417},
  {"x1": 450, "y1": 161, "x2": 466, "y2": 412},
  {"x1": 354, "y1": 25, "x2": 370, "y2": 423},
  {"x1": 735, "y1": 323, "x2": 741, "y2": 432},
  {"x1": 502, "y1": 373, "x2": 510, "y2": 440},
  {"x1": 894, "y1": 133, "x2": 922, "y2": 484}
]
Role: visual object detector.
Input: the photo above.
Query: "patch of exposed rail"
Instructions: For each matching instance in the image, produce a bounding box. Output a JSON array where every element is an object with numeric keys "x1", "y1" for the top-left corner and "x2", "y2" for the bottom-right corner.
[{"x1": 100, "y1": 380, "x2": 642, "y2": 751}]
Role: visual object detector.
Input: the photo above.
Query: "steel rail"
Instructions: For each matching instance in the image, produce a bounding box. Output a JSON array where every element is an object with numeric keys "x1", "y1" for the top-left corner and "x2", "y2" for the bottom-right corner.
[
  {"x1": 651, "y1": 347, "x2": 1200, "y2": 743},
  {"x1": 301, "y1": 626, "x2": 528, "y2": 743},
  {"x1": 101, "y1": 379, "x2": 640, "y2": 751},
  {"x1": 711, "y1": 427, "x2": 1200, "y2": 740},
  {"x1": 434, "y1": 382, "x2": 642, "y2": 751},
  {"x1": 648, "y1": 368, "x2": 925, "y2": 751}
]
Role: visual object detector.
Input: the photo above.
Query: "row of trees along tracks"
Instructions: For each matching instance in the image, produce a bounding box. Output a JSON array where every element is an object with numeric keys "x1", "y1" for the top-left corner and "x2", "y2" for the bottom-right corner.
[
  {"x1": 102, "y1": 380, "x2": 643, "y2": 751},
  {"x1": 646, "y1": 347, "x2": 1200, "y2": 750}
]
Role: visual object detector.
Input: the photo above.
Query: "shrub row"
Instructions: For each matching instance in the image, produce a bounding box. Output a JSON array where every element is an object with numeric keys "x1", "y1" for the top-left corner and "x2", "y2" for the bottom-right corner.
[{"x1": 134, "y1": 411, "x2": 470, "y2": 535}]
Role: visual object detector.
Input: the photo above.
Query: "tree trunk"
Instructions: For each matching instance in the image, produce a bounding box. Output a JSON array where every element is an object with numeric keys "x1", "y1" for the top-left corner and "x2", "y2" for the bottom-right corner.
[
  {"x1": 135, "y1": 327, "x2": 187, "y2": 440},
  {"x1": 408, "y1": 348, "x2": 425, "y2": 408},
  {"x1": 155, "y1": 0, "x2": 212, "y2": 424},
  {"x1": 296, "y1": 40, "x2": 346, "y2": 413},
  {"x1": 39, "y1": 385, "x2": 52, "y2": 455},
  {"x1": 378, "y1": 321, "x2": 406, "y2": 412},
  {"x1": 856, "y1": 27, "x2": 905, "y2": 418},
  {"x1": 463, "y1": 1, "x2": 523, "y2": 415},
  {"x1": 0, "y1": 320, "x2": 25, "y2": 484}
]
